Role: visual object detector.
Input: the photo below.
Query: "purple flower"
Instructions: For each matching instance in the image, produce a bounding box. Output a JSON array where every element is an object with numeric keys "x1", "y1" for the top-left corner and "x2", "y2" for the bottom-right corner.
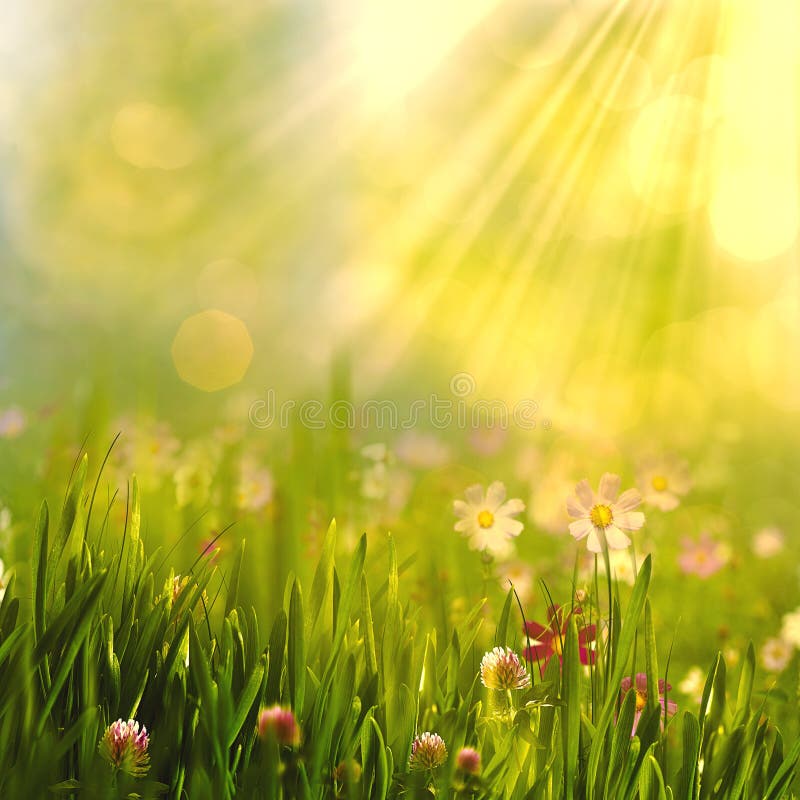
[
  {"x1": 99, "y1": 719, "x2": 150, "y2": 777},
  {"x1": 619, "y1": 673, "x2": 678, "y2": 736},
  {"x1": 257, "y1": 705, "x2": 301, "y2": 747}
]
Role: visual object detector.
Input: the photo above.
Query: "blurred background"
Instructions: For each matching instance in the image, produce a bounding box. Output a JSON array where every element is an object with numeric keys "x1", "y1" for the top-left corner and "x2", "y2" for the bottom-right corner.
[{"x1": 1, "y1": 0, "x2": 799, "y2": 716}]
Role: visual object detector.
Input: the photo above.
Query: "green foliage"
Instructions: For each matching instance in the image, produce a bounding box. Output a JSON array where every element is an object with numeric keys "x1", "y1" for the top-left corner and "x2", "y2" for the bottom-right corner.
[{"x1": 0, "y1": 465, "x2": 797, "y2": 798}]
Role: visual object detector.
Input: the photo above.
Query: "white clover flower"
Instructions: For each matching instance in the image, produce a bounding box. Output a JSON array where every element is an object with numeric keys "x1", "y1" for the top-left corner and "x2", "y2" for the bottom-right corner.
[
  {"x1": 480, "y1": 647, "x2": 531, "y2": 691},
  {"x1": 454, "y1": 482, "x2": 524, "y2": 559},
  {"x1": 409, "y1": 732, "x2": 447, "y2": 770},
  {"x1": 566, "y1": 473, "x2": 645, "y2": 553}
]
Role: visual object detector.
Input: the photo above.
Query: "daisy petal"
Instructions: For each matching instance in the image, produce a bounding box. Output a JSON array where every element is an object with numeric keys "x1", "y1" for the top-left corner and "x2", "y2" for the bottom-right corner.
[
  {"x1": 496, "y1": 517, "x2": 524, "y2": 537},
  {"x1": 586, "y1": 529, "x2": 603, "y2": 553},
  {"x1": 485, "y1": 481, "x2": 507, "y2": 511},
  {"x1": 615, "y1": 488, "x2": 642, "y2": 512},
  {"x1": 615, "y1": 511, "x2": 645, "y2": 531},
  {"x1": 604, "y1": 524, "x2": 632, "y2": 550},
  {"x1": 575, "y1": 479, "x2": 593, "y2": 508},
  {"x1": 566, "y1": 495, "x2": 587, "y2": 518},
  {"x1": 599, "y1": 473, "x2": 621, "y2": 502},
  {"x1": 569, "y1": 518, "x2": 594, "y2": 541},
  {"x1": 453, "y1": 500, "x2": 470, "y2": 518},
  {"x1": 496, "y1": 498, "x2": 525, "y2": 516},
  {"x1": 464, "y1": 484, "x2": 484, "y2": 505}
]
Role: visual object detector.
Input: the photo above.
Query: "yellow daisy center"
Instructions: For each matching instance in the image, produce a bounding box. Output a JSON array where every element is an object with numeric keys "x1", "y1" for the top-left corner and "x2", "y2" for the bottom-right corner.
[
  {"x1": 477, "y1": 509, "x2": 494, "y2": 528},
  {"x1": 651, "y1": 475, "x2": 668, "y2": 492},
  {"x1": 635, "y1": 690, "x2": 647, "y2": 711},
  {"x1": 589, "y1": 504, "x2": 613, "y2": 528}
]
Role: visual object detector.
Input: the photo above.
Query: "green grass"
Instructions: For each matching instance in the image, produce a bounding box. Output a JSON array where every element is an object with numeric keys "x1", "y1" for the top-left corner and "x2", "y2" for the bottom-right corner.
[{"x1": 0, "y1": 458, "x2": 798, "y2": 798}]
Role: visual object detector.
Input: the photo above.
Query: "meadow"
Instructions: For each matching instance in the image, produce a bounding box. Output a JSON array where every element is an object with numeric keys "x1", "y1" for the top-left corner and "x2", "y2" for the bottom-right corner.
[
  {"x1": 2, "y1": 0, "x2": 800, "y2": 796},
  {"x1": 0, "y1": 409, "x2": 799, "y2": 797}
]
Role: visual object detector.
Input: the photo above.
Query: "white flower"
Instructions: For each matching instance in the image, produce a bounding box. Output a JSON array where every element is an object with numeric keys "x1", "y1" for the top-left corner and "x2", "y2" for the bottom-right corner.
[
  {"x1": 761, "y1": 637, "x2": 793, "y2": 673},
  {"x1": 0, "y1": 407, "x2": 26, "y2": 438},
  {"x1": 600, "y1": 549, "x2": 644, "y2": 586},
  {"x1": 780, "y1": 608, "x2": 800, "y2": 649},
  {"x1": 497, "y1": 561, "x2": 535, "y2": 603},
  {"x1": 0, "y1": 558, "x2": 6, "y2": 604},
  {"x1": 752, "y1": 526, "x2": 785, "y2": 558},
  {"x1": 453, "y1": 482, "x2": 524, "y2": 558},
  {"x1": 394, "y1": 431, "x2": 450, "y2": 469},
  {"x1": 361, "y1": 462, "x2": 388, "y2": 500},
  {"x1": 361, "y1": 442, "x2": 388, "y2": 462},
  {"x1": 636, "y1": 456, "x2": 691, "y2": 511},
  {"x1": 236, "y1": 459, "x2": 273, "y2": 511},
  {"x1": 566, "y1": 473, "x2": 645, "y2": 553},
  {"x1": 678, "y1": 666, "x2": 705, "y2": 704}
]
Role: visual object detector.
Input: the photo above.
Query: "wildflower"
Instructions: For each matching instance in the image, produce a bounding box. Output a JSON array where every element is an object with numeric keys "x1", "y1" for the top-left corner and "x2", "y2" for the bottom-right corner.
[
  {"x1": 257, "y1": 705, "x2": 301, "y2": 747},
  {"x1": 480, "y1": 647, "x2": 531, "y2": 690},
  {"x1": 455, "y1": 747, "x2": 481, "y2": 775},
  {"x1": 523, "y1": 605, "x2": 596, "y2": 675},
  {"x1": 566, "y1": 473, "x2": 644, "y2": 552},
  {"x1": 332, "y1": 759, "x2": 362, "y2": 784},
  {"x1": 394, "y1": 431, "x2": 450, "y2": 469},
  {"x1": 752, "y1": 526, "x2": 785, "y2": 558},
  {"x1": 409, "y1": 732, "x2": 447, "y2": 770},
  {"x1": 361, "y1": 462, "x2": 388, "y2": 500},
  {"x1": 360, "y1": 442, "x2": 388, "y2": 462},
  {"x1": 0, "y1": 407, "x2": 26, "y2": 438},
  {"x1": 469, "y1": 424, "x2": 507, "y2": 456},
  {"x1": 98, "y1": 719, "x2": 150, "y2": 777},
  {"x1": 600, "y1": 549, "x2": 644, "y2": 586},
  {"x1": 199, "y1": 537, "x2": 222, "y2": 563},
  {"x1": 761, "y1": 637, "x2": 793, "y2": 673},
  {"x1": 453, "y1": 481, "x2": 525, "y2": 558},
  {"x1": 112, "y1": 417, "x2": 180, "y2": 491},
  {"x1": 678, "y1": 666, "x2": 705, "y2": 704},
  {"x1": 497, "y1": 561, "x2": 535, "y2": 605},
  {"x1": 780, "y1": 607, "x2": 800, "y2": 649},
  {"x1": 174, "y1": 461, "x2": 213, "y2": 509},
  {"x1": 678, "y1": 533, "x2": 728, "y2": 578},
  {"x1": 619, "y1": 674, "x2": 677, "y2": 736},
  {"x1": 170, "y1": 574, "x2": 188, "y2": 604},
  {"x1": 0, "y1": 558, "x2": 6, "y2": 604},
  {"x1": 236, "y1": 459, "x2": 274, "y2": 511},
  {"x1": 636, "y1": 456, "x2": 691, "y2": 511}
]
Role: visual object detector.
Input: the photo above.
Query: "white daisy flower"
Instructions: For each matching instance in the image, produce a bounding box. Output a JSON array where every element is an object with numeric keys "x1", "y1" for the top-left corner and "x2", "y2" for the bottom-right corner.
[
  {"x1": 636, "y1": 456, "x2": 691, "y2": 511},
  {"x1": 780, "y1": 607, "x2": 800, "y2": 649},
  {"x1": 600, "y1": 549, "x2": 644, "y2": 586},
  {"x1": 761, "y1": 637, "x2": 793, "y2": 673},
  {"x1": 566, "y1": 473, "x2": 645, "y2": 553},
  {"x1": 453, "y1": 481, "x2": 524, "y2": 559},
  {"x1": 752, "y1": 526, "x2": 785, "y2": 558}
]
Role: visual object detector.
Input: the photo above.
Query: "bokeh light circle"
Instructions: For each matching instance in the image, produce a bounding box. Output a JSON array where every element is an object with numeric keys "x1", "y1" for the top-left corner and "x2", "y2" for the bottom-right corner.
[{"x1": 171, "y1": 310, "x2": 254, "y2": 392}]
